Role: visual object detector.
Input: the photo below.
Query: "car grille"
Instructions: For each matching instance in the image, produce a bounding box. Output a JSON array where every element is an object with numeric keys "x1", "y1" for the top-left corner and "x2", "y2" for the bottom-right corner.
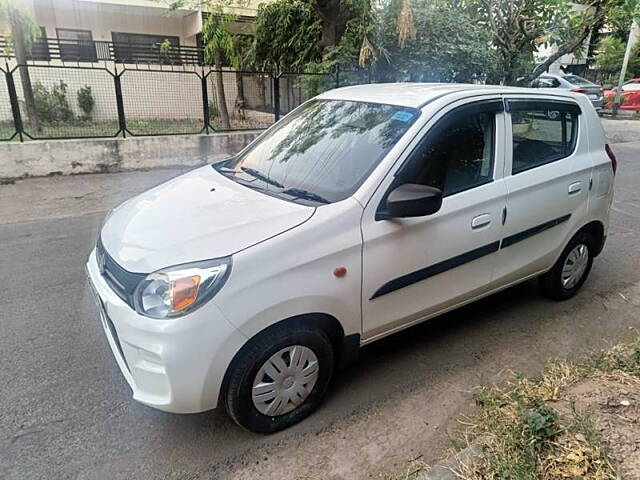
[{"x1": 96, "y1": 238, "x2": 146, "y2": 308}]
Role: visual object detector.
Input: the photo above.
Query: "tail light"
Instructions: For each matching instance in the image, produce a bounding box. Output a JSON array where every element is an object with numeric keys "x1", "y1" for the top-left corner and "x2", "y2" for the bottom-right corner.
[
  {"x1": 571, "y1": 89, "x2": 588, "y2": 94},
  {"x1": 605, "y1": 144, "x2": 618, "y2": 174}
]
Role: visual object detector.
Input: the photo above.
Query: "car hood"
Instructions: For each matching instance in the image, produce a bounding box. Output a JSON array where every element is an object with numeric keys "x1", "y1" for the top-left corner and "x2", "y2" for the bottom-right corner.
[{"x1": 100, "y1": 165, "x2": 315, "y2": 273}]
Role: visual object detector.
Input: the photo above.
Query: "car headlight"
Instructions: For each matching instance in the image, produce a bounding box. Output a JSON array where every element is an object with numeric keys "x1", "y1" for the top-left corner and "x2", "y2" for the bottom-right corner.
[{"x1": 133, "y1": 257, "x2": 231, "y2": 319}]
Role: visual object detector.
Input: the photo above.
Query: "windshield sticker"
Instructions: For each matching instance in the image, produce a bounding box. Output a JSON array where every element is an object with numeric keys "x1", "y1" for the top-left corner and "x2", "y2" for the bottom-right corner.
[{"x1": 392, "y1": 111, "x2": 414, "y2": 122}]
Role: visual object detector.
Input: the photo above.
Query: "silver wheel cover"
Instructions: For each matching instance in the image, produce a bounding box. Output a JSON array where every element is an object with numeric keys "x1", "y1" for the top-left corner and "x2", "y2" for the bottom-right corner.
[
  {"x1": 251, "y1": 345, "x2": 319, "y2": 416},
  {"x1": 561, "y1": 243, "x2": 589, "y2": 289}
]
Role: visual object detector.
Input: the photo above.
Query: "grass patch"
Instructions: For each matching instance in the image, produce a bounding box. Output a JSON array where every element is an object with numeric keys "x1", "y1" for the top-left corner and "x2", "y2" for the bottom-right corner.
[{"x1": 448, "y1": 339, "x2": 640, "y2": 479}]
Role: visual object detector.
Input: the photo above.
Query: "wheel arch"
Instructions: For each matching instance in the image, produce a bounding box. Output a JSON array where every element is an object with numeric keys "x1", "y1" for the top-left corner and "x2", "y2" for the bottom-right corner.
[
  {"x1": 218, "y1": 312, "x2": 359, "y2": 408},
  {"x1": 575, "y1": 220, "x2": 606, "y2": 257}
]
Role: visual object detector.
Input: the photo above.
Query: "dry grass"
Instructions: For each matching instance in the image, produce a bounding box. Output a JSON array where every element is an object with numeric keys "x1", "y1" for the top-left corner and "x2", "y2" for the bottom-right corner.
[{"x1": 445, "y1": 338, "x2": 640, "y2": 480}]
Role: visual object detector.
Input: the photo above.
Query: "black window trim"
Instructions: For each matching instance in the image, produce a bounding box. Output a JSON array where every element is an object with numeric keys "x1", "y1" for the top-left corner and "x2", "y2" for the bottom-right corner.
[
  {"x1": 56, "y1": 28, "x2": 97, "y2": 62},
  {"x1": 376, "y1": 98, "x2": 502, "y2": 217},
  {"x1": 507, "y1": 98, "x2": 581, "y2": 176}
]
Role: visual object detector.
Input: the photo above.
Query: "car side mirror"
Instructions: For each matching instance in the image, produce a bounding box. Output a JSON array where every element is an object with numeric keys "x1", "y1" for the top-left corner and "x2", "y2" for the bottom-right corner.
[{"x1": 378, "y1": 183, "x2": 443, "y2": 220}]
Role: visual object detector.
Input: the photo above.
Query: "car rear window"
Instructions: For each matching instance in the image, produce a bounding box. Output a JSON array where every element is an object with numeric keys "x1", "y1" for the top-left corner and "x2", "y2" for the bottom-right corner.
[
  {"x1": 508, "y1": 100, "x2": 580, "y2": 174},
  {"x1": 563, "y1": 75, "x2": 594, "y2": 86}
]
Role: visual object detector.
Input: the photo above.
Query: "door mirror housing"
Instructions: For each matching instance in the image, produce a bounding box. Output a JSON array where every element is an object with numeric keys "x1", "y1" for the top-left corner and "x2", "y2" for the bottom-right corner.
[{"x1": 378, "y1": 183, "x2": 443, "y2": 220}]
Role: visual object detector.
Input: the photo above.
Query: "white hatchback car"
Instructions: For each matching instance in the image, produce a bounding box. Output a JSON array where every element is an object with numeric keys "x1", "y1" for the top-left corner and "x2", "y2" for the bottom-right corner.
[{"x1": 87, "y1": 84, "x2": 615, "y2": 432}]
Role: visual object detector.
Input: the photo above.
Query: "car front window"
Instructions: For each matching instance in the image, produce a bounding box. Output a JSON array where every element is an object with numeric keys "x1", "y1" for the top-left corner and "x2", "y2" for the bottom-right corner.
[{"x1": 213, "y1": 99, "x2": 420, "y2": 205}]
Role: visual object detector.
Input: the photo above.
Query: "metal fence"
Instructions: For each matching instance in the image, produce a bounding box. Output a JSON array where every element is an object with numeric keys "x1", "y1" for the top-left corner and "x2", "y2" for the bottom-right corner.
[{"x1": 0, "y1": 62, "x2": 369, "y2": 141}]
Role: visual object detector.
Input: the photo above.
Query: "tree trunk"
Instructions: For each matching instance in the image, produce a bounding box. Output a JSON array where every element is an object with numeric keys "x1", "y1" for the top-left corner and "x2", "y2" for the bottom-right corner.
[
  {"x1": 257, "y1": 74, "x2": 266, "y2": 109},
  {"x1": 316, "y1": 0, "x2": 342, "y2": 49},
  {"x1": 10, "y1": 12, "x2": 40, "y2": 132},
  {"x1": 213, "y1": 48, "x2": 231, "y2": 130},
  {"x1": 235, "y1": 71, "x2": 245, "y2": 120}
]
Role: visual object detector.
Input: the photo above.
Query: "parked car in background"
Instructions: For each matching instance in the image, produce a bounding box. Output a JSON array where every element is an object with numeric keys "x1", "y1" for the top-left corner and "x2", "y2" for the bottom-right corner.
[
  {"x1": 531, "y1": 74, "x2": 604, "y2": 111},
  {"x1": 87, "y1": 84, "x2": 615, "y2": 433},
  {"x1": 604, "y1": 78, "x2": 640, "y2": 111}
]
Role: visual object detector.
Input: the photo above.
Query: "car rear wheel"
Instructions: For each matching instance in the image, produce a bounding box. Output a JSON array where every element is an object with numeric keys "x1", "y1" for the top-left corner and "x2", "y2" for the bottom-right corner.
[
  {"x1": 538, "y1": 232, "x2": 594, "y2": 301},
  {"x1": 224, "y1": 325, "x2": 335, "y2": 433}
]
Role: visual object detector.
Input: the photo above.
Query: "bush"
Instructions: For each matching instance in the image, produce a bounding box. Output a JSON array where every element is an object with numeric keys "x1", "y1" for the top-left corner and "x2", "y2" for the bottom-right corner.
[
  {"x1": 33, "y1": 81, "x2": 74, "y2": 124},
  {"x1": 77, "y1": 85, "x2": 95, "y2": 121}
]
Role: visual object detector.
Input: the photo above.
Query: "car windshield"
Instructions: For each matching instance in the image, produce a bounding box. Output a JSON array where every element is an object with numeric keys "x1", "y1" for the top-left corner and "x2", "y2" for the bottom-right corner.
[
  {"x1": 212, "y1": 99, "x2": 420, "y2": 205},
  {"x1": 563, "y1": 75, "x2": 595, "y2": 86}
]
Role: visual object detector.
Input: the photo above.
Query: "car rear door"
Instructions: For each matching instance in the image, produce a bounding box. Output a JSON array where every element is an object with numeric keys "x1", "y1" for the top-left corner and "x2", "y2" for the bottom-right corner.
[
  {"x1": 492, "y1": 96, "x2": 592, "y2": 286},
  {"x1": 360, "y1": 97, "x2": 507, "y2": 342}
]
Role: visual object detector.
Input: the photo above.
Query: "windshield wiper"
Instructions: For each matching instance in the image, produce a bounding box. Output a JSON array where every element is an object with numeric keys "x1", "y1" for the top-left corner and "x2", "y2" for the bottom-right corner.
[
  {"x1": 280, "y1": 188, "x2": 330, "y2": 204},
  {"x1": 240, "y1": 166, "x2": 284, "y2": 188}
]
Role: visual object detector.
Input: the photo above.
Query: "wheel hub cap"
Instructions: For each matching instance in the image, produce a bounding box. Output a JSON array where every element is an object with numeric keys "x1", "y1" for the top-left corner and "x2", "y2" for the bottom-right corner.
[
  {"x1": 561, "y1": 244, "x2": 589, "y2": 289},
  {"x1": 251, "y1": 345, "x2": 319, "y2": 416}
]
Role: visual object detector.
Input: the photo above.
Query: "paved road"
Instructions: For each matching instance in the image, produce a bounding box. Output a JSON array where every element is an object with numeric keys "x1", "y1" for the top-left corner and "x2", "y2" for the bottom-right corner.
[{"x1": 1, "y1": 143, "x2": 640, "y2": 480}]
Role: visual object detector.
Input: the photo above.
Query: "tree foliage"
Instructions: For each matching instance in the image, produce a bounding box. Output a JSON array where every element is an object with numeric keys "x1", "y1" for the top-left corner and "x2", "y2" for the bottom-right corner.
[
  {"x1": 596, "y1": 35, "x2": 640, "y2": 80},
  {"x1": 252, "y1": 0, "x2": 321, "y2": 70},
  {"x1": 376, "y1": 0, "x2": 498, "y2": 82},
  {"x1": 467, "y1": 0, "x2": 614, "y2": 85}
]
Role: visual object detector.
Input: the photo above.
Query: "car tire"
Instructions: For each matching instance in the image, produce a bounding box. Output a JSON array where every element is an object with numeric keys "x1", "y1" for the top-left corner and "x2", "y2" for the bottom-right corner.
[
  {"x1": 538, "y1": 232, "x2": 594, "y2": 301},
  {"x1": 223, "y1": 325, "x2": 335, "y2": 433}
]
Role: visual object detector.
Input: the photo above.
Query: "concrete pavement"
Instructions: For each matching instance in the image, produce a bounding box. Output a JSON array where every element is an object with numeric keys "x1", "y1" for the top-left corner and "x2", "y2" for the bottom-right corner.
[{"x1": 1, "y1": 143, "x2": 640, "y2": 479}]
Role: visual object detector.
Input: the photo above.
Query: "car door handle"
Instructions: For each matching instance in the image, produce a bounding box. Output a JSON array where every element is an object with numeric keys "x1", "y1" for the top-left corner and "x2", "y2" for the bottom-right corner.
[
  {"x1": 471, "y1": 214, "x2": 492, "y2": 229},
  {"x1": 568, "y1": 182, "x2": 582, "y2": 195}
]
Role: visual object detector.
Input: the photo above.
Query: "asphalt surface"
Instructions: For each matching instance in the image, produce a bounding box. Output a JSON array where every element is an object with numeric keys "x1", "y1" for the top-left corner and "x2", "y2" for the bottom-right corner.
[{"x1": 1, "y1": 142, "x2": 640, "y2": 479}]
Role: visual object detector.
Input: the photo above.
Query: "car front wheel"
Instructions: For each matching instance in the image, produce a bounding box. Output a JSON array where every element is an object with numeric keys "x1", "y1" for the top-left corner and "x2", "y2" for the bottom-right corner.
[{"x1": 223, "y1": 325, "x2": 335, "y2": 433}]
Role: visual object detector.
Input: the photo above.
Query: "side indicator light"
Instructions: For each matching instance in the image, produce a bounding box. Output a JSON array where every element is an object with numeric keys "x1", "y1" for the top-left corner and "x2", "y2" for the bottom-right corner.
[{"x1": 333, "y1": 267, "x2": 347, "y2": 278}]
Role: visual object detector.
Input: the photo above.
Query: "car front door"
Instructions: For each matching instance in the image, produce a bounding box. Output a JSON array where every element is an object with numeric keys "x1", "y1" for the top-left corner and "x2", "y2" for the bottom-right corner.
[
  {"x1": 361, "y1": 98, "x2": 508, "y2": 342},
  {"x1": 492, "y1": 97, "x2": 591, "y2": 286}
]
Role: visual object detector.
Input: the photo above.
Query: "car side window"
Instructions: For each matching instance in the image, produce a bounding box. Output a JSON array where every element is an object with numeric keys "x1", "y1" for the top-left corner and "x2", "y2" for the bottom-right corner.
[
  {"x1": 622, "y1": 82, "x2": 640, "y2": 91},
  {"x1": 398, "y1": 102, "x2": 498, "y2": 196},
  {"x1": 509, "y1": 100, "x2": 580, "y2": 175}
]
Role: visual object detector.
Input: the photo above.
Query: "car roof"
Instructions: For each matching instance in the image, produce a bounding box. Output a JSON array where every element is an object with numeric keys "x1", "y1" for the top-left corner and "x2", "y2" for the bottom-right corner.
[{"x1": 315, "y1": 82, "x2": 577, "y2": 108}]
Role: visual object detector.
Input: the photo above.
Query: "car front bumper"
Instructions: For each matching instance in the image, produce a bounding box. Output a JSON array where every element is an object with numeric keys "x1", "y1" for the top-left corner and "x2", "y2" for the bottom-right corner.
[{"x1": 86, "y1": 249, "x2": 247, "y2": 413}]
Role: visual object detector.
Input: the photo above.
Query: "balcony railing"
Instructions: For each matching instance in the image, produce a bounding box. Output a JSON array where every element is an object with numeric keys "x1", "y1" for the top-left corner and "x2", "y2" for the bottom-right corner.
[{"x1": 0, "y1": 36, "x2": 205, "y2": 65}]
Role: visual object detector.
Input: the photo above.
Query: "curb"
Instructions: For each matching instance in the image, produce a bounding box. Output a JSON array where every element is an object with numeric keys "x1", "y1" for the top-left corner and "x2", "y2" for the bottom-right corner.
[{"x1": 417, "y1": 438, "x2": 486, "y2": 480}]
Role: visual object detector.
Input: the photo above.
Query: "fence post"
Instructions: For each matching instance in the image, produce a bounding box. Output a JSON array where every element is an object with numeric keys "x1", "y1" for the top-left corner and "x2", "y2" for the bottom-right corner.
[
  {"x1": 113, "y1": 68, "x2": 127, "y2": 138},
  {"x1": 335, "y1": 64, "x2": 340, "y2": 88},
  {"x1": 273, "y1": 72, "x2": 281, "y2": 122},
  {"x1": 201, "y1": 71, "x2": 210, "y2": 134},
  {"x1": 5, "y1": 67, "x2": 24, "y2": 142}
]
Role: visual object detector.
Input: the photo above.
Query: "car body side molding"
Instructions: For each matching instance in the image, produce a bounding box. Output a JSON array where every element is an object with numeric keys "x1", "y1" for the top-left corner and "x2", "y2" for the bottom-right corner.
[
  {"x1": 500, "y1": 214, "x2": 571, "y2": 249},
  {"x1": 370, "y1": 241, "x2": 501, "y2": 300},
  {"x1": 370, "y1": 214, "x2": 572, "y2": 300}
]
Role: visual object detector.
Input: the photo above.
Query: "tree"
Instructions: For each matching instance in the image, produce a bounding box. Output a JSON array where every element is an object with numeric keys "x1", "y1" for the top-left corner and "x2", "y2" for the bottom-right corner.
[
  {"x1": 596, "y1": 34, "x2": 640, "y2": 79},
  {"x1": 166, "y1": 0, "x2": 249, "y2": 129},
  {"x1": 1, "y1": 0, "x2": 41, "y2": 131},
  {"x1": 201, "y1": 8, "x2": 237, "y2": 129},
  {"x1": 252, "y1": 0, "x2": 321, "y2": 71},
  {"x1": 377, "y1": 0, "x2": 498, "y2": 83},
  {"x1": 472, "y1": 0, "x2": 609, "y2": 85}
]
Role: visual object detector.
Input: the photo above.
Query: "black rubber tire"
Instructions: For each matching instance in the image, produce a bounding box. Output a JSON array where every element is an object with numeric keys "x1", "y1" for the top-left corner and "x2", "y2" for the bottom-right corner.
[
  {"x1": 538, "y1": 231, "x2": 594, "y2": 301},
  {"x1": 223, "y1": 325, "x2": 335, "y2": 433}
]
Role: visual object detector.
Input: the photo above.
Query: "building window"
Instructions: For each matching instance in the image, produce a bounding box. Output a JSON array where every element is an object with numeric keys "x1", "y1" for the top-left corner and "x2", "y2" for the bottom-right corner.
[
  {"x1": 56, "y1": 28, "x2": 97, "y2": 62},
  {"x1": 27, "y1": 27, "x2": 50, "y2": 61},
  {"x1": 111, "y1": 32, "x2": 181, "y2": 64}
]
